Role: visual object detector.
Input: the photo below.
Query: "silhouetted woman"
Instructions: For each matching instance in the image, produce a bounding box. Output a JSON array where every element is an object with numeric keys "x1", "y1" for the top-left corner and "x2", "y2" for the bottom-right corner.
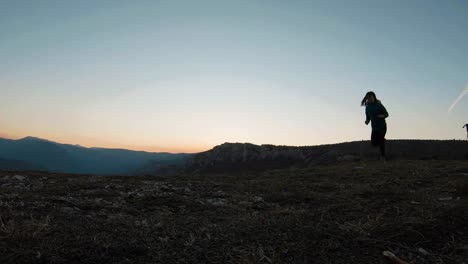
[{"x1": 361, "y1": 91, "x2": 389, "y2": 159}]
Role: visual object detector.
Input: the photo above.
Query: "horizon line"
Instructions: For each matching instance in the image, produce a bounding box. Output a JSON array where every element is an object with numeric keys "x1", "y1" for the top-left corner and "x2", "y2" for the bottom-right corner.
[{"x1": 1, "y1": 135, "x2": 466, "y2": 154}]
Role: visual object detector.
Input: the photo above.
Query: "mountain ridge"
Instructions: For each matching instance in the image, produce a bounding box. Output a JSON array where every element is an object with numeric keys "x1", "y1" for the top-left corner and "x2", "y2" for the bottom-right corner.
[
  {"x1": 187, "y1": 140, "x2": 468, "y2": 173},
  {"x1": 2, "y1": 136, "x2": 468, "y2": 175},
  {"x1": 0, "y1": 136, "x2": 190, "y2": 175}
]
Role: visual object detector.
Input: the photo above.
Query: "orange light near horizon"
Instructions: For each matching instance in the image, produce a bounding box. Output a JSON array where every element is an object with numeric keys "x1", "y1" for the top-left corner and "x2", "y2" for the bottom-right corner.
[
  {"x1": 71, "y1": 139, "x2": 211, "y2": 154},
  {"x1": 0, "y1": 132, "x2": 210, "y2": 154},
  {"x1": 0, "y1": 132, "x2": 11, "y2": 139},
  {"x1": 61, "y1": 141, "x2": 211, "y2": 154}
]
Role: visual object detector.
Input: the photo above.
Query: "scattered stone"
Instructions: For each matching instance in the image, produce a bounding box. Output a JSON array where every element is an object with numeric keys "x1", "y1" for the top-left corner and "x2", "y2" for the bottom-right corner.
[
  {"x1": 253, "y1": 196, "x2": 264, "y2": 203},
  {"x1": 159, "y1": 236, "x2": 169, "y2": 243},
  {"x1": 383, "y1": 251, "x2": 409, "y2": 264},
  {"x1": 141, "y1": 181, "x2": 151, "y2": 185},
  {"x1": 135, "y1": 220, "x2": 148, "y2": 227},
  {"x1": 253, "y1": 203, "x2": 266, "y2": 210},
  {"x1": 410, "y1": 201, "x2": 421, "y2": 205},
  {"x1": 215, "y1": 190, "x2": 227, "y2": 197},
  {"x1": 60, "y1": 207, "x2": 74, "y2": 214},
  {"x1": 12, "y1": 175, "x2": 27, "y2": 181},
  {"x1": 206, "y1": 198, "x2": 226, "y2": 206},
  {"x1": 98, "y1": 210, "x2": 108, "y2": 217},
  {"x1": 438, "y1": 197, "x2": 453, "y2": 201},
  {"x1": 418, "y1": 248, "x2": 430, "y2": 256}
]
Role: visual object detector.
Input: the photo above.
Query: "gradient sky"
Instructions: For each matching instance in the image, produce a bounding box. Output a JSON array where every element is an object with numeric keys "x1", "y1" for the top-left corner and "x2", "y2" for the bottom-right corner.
[{"x1": 1, "y1": 0, "x2": 467, "y2": 153}]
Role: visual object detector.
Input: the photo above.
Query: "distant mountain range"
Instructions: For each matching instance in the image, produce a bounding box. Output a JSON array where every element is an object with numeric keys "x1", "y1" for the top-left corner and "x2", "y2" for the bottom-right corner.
[
  {"x1": 0, "y1": 137, "x2": 191, "y2": 175},
  {"x1": 0, "y1": 157, "x2": 46, "y2": 171},
  {"x1": 1, "y1": 137, "x2": 467, "y2": 175}
]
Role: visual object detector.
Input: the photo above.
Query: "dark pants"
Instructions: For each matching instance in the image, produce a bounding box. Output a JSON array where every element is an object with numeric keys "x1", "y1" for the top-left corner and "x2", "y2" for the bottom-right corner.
[{"x1": 371, "y1": 127, "x2": 387, "y2": 157}]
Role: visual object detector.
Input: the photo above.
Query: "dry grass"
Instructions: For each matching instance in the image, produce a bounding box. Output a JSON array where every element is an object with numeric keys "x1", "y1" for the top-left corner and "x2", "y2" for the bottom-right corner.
[{"x1": 0, "y1": 160, "x2": 467, "y2": 263}]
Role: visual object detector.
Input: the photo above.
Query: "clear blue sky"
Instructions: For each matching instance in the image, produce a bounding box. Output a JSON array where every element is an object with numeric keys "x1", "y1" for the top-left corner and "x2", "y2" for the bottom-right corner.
[{"x1": 1, "y1": 0, "x2": 467, "y2": 152}]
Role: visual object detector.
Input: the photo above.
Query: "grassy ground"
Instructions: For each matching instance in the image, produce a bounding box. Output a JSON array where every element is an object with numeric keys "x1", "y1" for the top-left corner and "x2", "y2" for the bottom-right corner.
[{"x1": 0, "y1": 160, "x2": 467, "y2": 264}]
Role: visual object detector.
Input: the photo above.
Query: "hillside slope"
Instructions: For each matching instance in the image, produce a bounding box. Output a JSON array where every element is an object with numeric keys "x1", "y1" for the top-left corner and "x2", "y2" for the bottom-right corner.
[
  {"x1": 187, "y1": 140, "x2": 468, "y2": 172},
  {"x1": 0, "y1": 158, "x2": 46, "y2": 171},
  {"x1": 0, "y1": 160, "x2": 467, "y2": 263},
  {"x1": 0, "y1": 137, "x2": 189, "y2": 175}
]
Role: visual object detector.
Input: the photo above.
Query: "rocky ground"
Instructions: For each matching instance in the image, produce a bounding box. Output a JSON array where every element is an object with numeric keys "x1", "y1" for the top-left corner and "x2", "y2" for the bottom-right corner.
[{"x1": 0, "y1": 160, "x2": 467, "y2": 263}]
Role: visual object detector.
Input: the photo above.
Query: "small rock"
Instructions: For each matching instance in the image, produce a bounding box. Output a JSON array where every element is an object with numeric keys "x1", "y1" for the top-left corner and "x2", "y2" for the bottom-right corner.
[
  {"x1": 253, "y1": 196, "x2": 264, "y2": 203},
  {"x1": 60, "y1": 207, "x2": 74, "y2": 214},
  {"x1": 135, "y1": 220, "x2": 148, "y2": 227},
  {"x1": 159, "y1": 236, "x2": 169, "y2": 243},
  {"x1": 212, "y1": 201, "x2": 225, "y2": 206},
  {"x1": 418, "y1": 248, "x2": 430, "y2": 255},
  {"x1": 12, "y1": 175, "x2": 27, "y2": 181},
  {"x1": 98, "y1": 210, "x2": 108, "y2": 217},
  {"x1": 438, "y1": 197, "x2": 452, "y2": 201},
  {"x1": 216, "y1": 190, "x2": 226, "y2": 197},
  {"x1": 253, "y1": 203, "x2": 266, "y2": 210},
  {"x1": 206, "y1": 198, "x2": 226, "y2": 206},
  {"x1": 410, "y1": 201, "x2": 421, "y2": 205}
]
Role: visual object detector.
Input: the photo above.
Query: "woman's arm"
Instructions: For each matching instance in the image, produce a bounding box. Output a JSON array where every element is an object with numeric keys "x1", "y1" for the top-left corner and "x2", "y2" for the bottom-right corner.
[{"x1": 365, "y1": 107, "x2": 370, "y2": 125}]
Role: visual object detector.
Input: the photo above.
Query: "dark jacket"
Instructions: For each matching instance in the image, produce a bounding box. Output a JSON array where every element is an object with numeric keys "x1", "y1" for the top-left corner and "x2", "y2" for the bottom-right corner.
[{"x1": 366, "y1": 101, "x2": 389, "y2": 131}]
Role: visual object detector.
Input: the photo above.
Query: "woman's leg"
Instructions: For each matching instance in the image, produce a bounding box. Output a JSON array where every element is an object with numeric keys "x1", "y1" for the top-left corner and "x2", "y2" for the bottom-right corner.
[
  {"x1": 379, "y1": 128, "x2": 387, "y2": 158},
  {"x1": 380, "y1": 138, "x2": 386, "y2": 157},
  {"x1": 371, "y1": 131, "x2": 379, "y2": 147}
]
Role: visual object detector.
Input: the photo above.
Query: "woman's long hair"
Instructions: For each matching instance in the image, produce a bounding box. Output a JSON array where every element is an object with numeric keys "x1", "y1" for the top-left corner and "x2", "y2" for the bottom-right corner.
[{"x1": 361, "y1": 91, "x2": 379, "y2": 106}]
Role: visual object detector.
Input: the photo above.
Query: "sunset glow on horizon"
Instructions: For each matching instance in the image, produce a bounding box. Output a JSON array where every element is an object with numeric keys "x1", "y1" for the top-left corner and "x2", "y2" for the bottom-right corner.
[{"x1": 1, "y1": 1, "x2": 467, "y2": 153}]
